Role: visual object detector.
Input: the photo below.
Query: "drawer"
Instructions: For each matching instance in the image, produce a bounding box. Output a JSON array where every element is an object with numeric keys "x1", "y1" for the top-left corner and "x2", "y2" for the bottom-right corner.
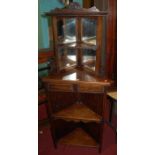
[
  {"x1": 46, "y1": 82, "x2": 104, "y2": 93},
  {"x1": 47, "y1": 83, "x2": 74, "y2": 92},
  {"x1": 79, "y1": 83, "x2": 104, "y2": 93}
]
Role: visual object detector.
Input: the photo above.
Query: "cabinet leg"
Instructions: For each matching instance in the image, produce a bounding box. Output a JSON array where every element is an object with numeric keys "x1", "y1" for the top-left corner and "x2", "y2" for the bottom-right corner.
[
  {"x1": 108, "y1": 98, "x2": 114, "y2": 123},
  {"x1": 98, "y1": 123, "x2": 103, "y2": 153},
  {"x1": 50, "y1": 126, "x2": 57, "y2": 149}
]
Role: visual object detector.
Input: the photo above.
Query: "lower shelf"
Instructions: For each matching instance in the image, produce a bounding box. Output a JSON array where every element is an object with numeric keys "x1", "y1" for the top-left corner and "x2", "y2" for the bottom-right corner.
[{"x1": 58, "y1": 127, "x2": 99, "y2": 148}]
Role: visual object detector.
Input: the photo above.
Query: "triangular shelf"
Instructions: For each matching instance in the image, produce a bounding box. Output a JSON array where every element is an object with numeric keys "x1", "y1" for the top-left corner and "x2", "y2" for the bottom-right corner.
[
  {"x1": 53, "y1": 103, "x2": 102, "y2": 123},
  {"x1": 59, "y1": 127, "x2": 98, "y2": 147}
]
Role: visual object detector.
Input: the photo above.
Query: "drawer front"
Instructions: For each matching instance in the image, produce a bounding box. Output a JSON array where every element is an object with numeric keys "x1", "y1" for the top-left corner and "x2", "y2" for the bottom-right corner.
[
  {"x1": 79, "y1": 83, "x2": 104, "y2": 93},
  {"x1": 47, "y1": 83, "x2": 74, "y2": 92},
  {"x1": 46, "y1": 82, "x2": 104, "y2": 93}
]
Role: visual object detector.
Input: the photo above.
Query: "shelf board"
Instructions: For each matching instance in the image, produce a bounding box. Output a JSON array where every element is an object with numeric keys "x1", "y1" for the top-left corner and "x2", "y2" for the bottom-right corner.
[
  {"x1": 58, "y1": 42, "x2": 96, "y2": 50},
  {"x1": 58, "y1": 128, "x2": 98, "y2": 147},
  {"x1": 53, "y1": 103, "x2": 102, "y2": 122}
]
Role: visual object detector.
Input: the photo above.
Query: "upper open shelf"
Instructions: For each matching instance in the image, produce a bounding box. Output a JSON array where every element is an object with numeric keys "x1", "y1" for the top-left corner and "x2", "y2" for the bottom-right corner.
[{"x1": 53, "y1": 103, "x2": 102, "y2": 123}]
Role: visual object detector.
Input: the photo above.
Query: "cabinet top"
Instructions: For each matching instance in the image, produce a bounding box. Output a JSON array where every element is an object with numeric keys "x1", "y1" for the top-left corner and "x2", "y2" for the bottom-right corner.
[
  {"x1": 43, "y1": 69, "x2": 113, "y2": 86},
  {"x1": 45, "y1": 6, "x2": 108, "y2": 17}
]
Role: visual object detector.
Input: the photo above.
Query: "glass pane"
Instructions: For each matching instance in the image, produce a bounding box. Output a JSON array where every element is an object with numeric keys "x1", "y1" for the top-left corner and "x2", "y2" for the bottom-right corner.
[
  {"x1": 82, "y1": 18, "x2": 96, "y2": 45},
  {"x1": 83, "y1": 49, "x2": 96, "y2": 71},
  {"x1": 57, "y1": 18, "x2": 76, "y2": 44},
  {"x1": 58, "y1": 48, "x2": 76, "y2": 69}
]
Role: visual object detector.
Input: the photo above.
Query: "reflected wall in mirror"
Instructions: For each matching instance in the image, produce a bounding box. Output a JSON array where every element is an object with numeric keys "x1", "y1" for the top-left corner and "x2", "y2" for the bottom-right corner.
[
  {"x1": 82, "y1": 49, "x2": 96, "y2": 71},
  {"x1": 58, "y1": 48, "x2": 77, "y2": 69},
  {"x1": 82, "y1": 18, "x2": 97, "y2": 45},
  {"x1": 57, "y1": 18, "x2": 76, "y2": 44}
]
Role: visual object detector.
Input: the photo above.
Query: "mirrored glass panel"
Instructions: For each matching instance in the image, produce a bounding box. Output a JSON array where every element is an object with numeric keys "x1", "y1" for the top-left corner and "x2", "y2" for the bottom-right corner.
[
  {"x1": 58, "y1": 48, "x2": 76, "y2": 69},
  {"x1": 82, "y1": 18, "x2": 96, "y2": 45},
  {"x1": 57, "y1": 18, "x2": 76, "y2": 44},
  {"x1": 82, "y1": 49, "x2": 96, "y2": 71}
]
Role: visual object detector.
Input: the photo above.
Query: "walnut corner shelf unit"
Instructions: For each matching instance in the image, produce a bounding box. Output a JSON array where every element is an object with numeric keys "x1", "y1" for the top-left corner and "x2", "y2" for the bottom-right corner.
[{"x1": 43, "y1": 5, "x2": 113, "y2": 153}]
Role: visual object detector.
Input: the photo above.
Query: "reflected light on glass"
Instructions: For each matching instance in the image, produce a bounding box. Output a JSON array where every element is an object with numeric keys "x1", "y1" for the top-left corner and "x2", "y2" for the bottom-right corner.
[{"x1": 63, "y1": 73, "x2": 77, "y2": 80}]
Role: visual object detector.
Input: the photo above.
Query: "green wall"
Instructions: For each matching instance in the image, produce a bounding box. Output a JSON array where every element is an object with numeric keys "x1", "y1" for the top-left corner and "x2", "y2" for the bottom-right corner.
[
  {"x1": 38, "y1": 5, "x2": 44, "y2": 49},
  {"x1": 38, "y1": 0, "x2": 83, "y2": 49}
]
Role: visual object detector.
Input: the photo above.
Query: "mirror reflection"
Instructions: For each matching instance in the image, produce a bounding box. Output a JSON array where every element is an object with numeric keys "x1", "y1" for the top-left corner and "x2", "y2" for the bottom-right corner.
[
  {"x1": 58, "y1": 48, "x2": 76, "y2": 69},
  {"x1": 82, "y1": 49, "x2": 96, "y2": 71},
  {"x1": 57, "y1": 18, "x2": 76, "y2": 44},
  {"x1": 82, "y1": 18, "x2": 96, "y2": 45}
]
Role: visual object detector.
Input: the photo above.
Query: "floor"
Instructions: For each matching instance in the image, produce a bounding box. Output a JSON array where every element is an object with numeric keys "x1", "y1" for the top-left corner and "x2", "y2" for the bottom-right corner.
[{"x1": 38, "y1": 117, "x2": 117, "y2": 155}]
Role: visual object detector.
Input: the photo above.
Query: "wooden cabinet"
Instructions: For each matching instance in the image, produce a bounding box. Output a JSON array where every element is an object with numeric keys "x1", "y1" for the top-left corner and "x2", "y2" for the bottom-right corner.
[{"x1": 43, "y1": 3, "x2": 113, "y2": 153}]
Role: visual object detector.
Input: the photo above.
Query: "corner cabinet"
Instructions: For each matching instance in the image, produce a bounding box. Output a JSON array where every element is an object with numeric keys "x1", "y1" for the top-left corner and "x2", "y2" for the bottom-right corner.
[{"x1": 43, "y1": 5, "x2": 113, "y2": 153}]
